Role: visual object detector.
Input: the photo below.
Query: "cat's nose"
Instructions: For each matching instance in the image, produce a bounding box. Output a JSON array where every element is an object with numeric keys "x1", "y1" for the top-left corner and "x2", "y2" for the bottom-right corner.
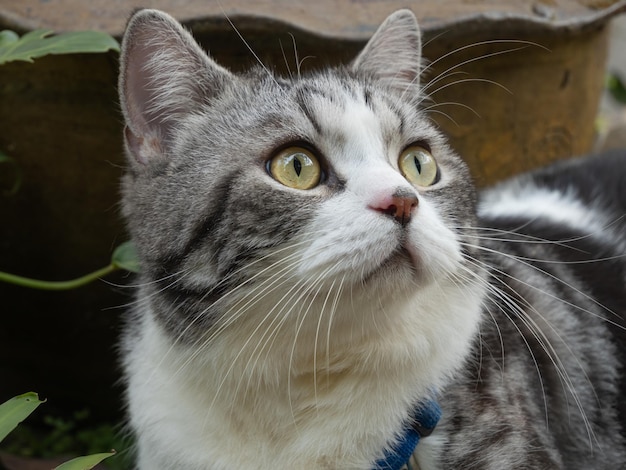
[{"x1": 370, "y1": 190, "x2": 419, "y2": 227}]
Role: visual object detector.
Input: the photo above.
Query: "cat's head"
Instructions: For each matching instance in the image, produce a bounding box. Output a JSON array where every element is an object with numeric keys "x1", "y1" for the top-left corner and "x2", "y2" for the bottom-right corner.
[{"x1": 119, "y1": 9, "x2": 482, "y2": 352}]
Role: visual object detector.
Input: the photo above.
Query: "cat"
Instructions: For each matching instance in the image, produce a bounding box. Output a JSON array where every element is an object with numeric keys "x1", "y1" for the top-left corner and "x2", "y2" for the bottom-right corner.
[{"x1": 118, "y1": 7, "x2": 626, "y2": 470}]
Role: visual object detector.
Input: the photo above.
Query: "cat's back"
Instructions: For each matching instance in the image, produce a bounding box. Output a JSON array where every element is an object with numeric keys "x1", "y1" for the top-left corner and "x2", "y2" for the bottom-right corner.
[
  {"x1": 479, "y1": 149, "x2": 625, "y2": 248},
  {"x1": 477, "y1": 149, "x2": 626, "y2": 315},
  {"x1": 439, "y1": 150, "x2": 626, "y2": 469}
]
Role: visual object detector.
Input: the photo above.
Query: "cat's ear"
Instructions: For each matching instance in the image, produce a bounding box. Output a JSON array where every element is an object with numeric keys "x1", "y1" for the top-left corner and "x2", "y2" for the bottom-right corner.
[
  {"x1": 351, "y1": 9, "x2": 421, "y2": 93},
  {"x1": 119, "y1": 9, "x2": 234, "y2": 165}
]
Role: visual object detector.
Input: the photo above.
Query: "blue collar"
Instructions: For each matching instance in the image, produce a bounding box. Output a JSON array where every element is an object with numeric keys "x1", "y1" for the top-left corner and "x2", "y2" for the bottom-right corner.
[{"x1": 373, "y1": 399, "x2": 442, "y2": 470}]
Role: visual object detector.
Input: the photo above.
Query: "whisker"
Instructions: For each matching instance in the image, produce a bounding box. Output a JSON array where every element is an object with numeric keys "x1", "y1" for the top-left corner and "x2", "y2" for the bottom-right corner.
[
  {"x1": 423, "y1": 100, "x2": 481, "y2": 118},
  {"x1": 421, "y1": 39, "x2": 549, "y2": 77},
  {"x1": 457, "y1": 224, "x2": 604, "y2": 254},
  {"x1": 424, "y1": 108, "x2": 461, "y2": 127},
  {"x1": 421, "y1": 45, "x2": 530, "y2": 95},
  {"x1": 279, "y1": 38, "x2": 293, "y2": 80},
  {"x1": 325, "y1": 274, "x2": 346, "y2": 387},
  {"x1": 458, "y1": 258, "x2": 580, "y2": 437},
  {"x1": 231, "y1": 270, "x2": 316, "y2": 412},
  {"x1": 178, "y1": 239, "x2": 342, "y2": 410},
  {"x1": 143, "y1": 236, "x2": 331, "y2": 388},
  {"x1": 464, "y1": 255, "x2": 600, "y2": 446},
  {"x1": 217, "y1": 3, "x2": 280, "y2": 87},
  {"x1": 428, "y1": 77, "x2": 513, "y2": 97},
  {"x1": 234, "y1": 251, "x2": 344, "y2": 406},
  {"x1": 422, "y1": 29, "x2": 451, "y2": 49},
  {"x1": 462, "y1": 231, "x2": 625, "y2": 265},
  {"x1": 313, "y1": 277, "x2": 338, "y2": 412},
  {"x1": 462, "y1": 241, "x2": 623, "y2": 325},
  {"x1": 288, "y1": 263, "x2": 338, "y2": 427}
]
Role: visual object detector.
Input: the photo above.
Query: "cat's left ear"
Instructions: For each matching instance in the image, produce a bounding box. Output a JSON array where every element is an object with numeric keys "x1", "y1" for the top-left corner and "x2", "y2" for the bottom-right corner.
[{"x1": 351, "y1": 9, "x2": 421, "y2": 93}]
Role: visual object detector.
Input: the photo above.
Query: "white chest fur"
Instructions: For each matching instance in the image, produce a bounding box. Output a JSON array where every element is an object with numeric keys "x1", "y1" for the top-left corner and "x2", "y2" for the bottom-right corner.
[{"x1": 124, "y1": 277, "x2": 482, "y2": 470}]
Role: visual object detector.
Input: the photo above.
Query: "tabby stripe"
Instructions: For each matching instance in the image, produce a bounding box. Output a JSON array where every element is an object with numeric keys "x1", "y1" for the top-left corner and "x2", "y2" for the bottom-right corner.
[
  {"x1": 379, "y1": 94, "x2": 406, "y2": 136},
  {"x1": 152, "y1": 281, "x2": 232, "y2": 336},
  {"x1": 363, "y1": 87, "x2": 373, "y2": 108},
  {"x1": 158, "y1": 282, "x2": 230, "y2": 308},
  {"x1": 176, "y1": 172, "x2": 240, "y2": 267},
  {"x1": 296, "y1": 90, "x2": 323, "y2": 135}
]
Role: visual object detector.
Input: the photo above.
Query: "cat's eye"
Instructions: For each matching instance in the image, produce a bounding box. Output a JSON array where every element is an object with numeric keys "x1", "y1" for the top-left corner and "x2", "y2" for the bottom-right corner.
[
  {"x1": 269, "y1": 147, "x2": 321, "y2": 190},
  {"x1": 399, "y1": 146, "x2": 439, "y2": 187}
]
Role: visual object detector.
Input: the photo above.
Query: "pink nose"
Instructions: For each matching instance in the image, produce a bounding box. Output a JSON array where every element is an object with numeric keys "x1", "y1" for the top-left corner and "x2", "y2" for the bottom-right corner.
[{"x1": 369, "y1": 191, "x2": 419, "y2": 227}]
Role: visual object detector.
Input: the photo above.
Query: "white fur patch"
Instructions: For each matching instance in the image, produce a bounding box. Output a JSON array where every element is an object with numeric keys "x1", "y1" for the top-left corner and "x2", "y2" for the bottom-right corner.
[
  {"x1": 479, "y1": 180, "x2": 611, "y2": 240},
  {"x1": 127, "y1": 282, "x2": 483, "y2": 469},
  {"x1": 414, "y1": 433, "x2": 446, "y2": 470}
]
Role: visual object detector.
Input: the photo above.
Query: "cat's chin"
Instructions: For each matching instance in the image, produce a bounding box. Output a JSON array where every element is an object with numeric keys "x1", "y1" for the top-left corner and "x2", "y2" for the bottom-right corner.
[{"x1": 361, "y1": 243, "x2": 425, "y2": 288}]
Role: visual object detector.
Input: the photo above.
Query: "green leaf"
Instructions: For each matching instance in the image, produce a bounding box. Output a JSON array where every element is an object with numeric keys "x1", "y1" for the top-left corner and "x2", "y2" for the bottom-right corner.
[
  {"x1": 0, "y1": 392, "x2": 44, "y2": 442},
  {"x1": 112, "y1": 241, "x2": 140, "y2": 273},
  {"x1": 54, "y1": 451, "x2": 116, "y2": 470},
  {"x1": 0, "y1": 150, "x2": 23, "y2": 196},
  {"x1": 606, "y1": 73, "x2": 626, "y2": 104},
  {"x1": 0, "y1": 29, "x2": 119, "y2": 65},
  {"x1": 0, "y1": 30, "x2": 19, "y2": 47}
]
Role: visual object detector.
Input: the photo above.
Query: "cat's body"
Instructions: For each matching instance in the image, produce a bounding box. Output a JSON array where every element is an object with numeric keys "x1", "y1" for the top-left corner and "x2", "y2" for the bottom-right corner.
[
  {"x1": 436, "y1": 151, "x2": 626, "y2": 468},
  {"x1": 118, "y1": 9, "x2": 626, "y2": 469}
]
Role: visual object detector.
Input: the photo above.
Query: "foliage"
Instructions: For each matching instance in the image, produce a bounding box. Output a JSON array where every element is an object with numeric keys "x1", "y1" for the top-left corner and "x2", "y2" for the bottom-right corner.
[
  {"x1": 56, "y1": 452, "x2": 117, "y2": 470},
  {"x1": 0, "y1": 29, "x2": 119, "y2": 65},
  {"x1": 111, "y1": 241, "x2": 140, "y2": 274},
  {"x1": 0, "y1": 241, "x2": 139, "y2": 290},
  {"x1": 4, "y1": 408, "x2": 126, "y2": 459},
  {"x1": 0, "y1": 393, "x2": 116, "y2": 469},
  {"x1": 606, "y1": 72, "x2": 626, "y2": 104},
  {"x1": 0, "y1": 27, "x2": 137, "y2": 288},
  {"x1": 0, "y1": 393, "x2": 44, "y2": 442},
  {"x1": 0, "y1": 28, "x2": 127, "y2": 469}
]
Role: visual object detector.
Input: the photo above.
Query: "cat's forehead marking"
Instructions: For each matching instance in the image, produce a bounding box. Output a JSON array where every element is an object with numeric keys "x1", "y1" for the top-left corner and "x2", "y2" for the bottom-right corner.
[
  {"x1": 295, "y1": 85, "x2": 418, "y2": 198},
  {"x1": 336, "y1": 100, "x2": 384, "y2": 162},
  {"x1": 297, "y1": 81, "x2": 399, "y2": 166}
]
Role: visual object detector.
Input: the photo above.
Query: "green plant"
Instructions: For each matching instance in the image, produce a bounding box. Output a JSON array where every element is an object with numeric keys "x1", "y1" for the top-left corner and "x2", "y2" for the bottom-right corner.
[
  {"x1": 0, "y1": 28, "x2": 129, "y2": 468},
  {"x1": 0, "y1": 240, "x2": 139, "y2": 289},
  {"x1": 607, "y1": 72, "x2": 626, "y2": 104},
  {"x1": 0, "y1": 28, "x2": 139, "y2": 288},
  {"x1": 0, "y1": 29, "x2": 119, "y2": 65},
  {"x1": 0, "y1": 393, "x2": 115, "y2": 470}
]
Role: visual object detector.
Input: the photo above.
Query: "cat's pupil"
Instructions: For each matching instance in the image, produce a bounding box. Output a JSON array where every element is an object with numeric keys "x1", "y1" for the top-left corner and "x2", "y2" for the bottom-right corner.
[
  {"x1": 413, "y1": 155, "x2": 422, "y2": 174},
  {"x1": 293, "y1": 157, "x2": 302, "y2": 177}
]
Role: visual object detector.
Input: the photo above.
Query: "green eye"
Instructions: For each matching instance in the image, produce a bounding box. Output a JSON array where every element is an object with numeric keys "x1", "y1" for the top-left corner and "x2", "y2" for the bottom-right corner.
[
  {"x1": 269, "y1": 147, "x2": 321, "y2": 190},
  {"x1": 399, "y1": 146, "x2": 438, "y2": 187}
]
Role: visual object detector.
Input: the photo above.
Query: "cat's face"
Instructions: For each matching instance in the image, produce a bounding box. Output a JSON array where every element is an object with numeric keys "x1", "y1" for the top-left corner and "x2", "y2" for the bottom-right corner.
[{"x1": 119, "y1": 10, "x2": 480, "y2": 343}]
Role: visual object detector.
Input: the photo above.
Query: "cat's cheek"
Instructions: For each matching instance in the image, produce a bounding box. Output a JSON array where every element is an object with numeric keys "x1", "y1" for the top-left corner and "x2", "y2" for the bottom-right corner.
[
  {"x1": 406, "y1": 200, "x2": 463, "y2": 281},
  {"x1": 294, "y1": 212, "x2": 399, "y2": 282}
]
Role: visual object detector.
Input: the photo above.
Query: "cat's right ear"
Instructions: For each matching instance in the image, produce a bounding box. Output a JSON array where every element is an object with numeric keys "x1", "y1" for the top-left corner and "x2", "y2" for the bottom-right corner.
[
  {"x1": 351, "y1": 9, "x2": 421, "y2": 94},
  {"x1": 119, "y1": 9, "x2": 234, "y2": 166}
]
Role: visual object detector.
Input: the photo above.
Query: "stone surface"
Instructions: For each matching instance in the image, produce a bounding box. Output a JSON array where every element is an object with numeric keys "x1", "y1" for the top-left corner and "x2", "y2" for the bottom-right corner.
[{"x1": 2, "y1": 0, "x2": 625, "y2": 37}]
